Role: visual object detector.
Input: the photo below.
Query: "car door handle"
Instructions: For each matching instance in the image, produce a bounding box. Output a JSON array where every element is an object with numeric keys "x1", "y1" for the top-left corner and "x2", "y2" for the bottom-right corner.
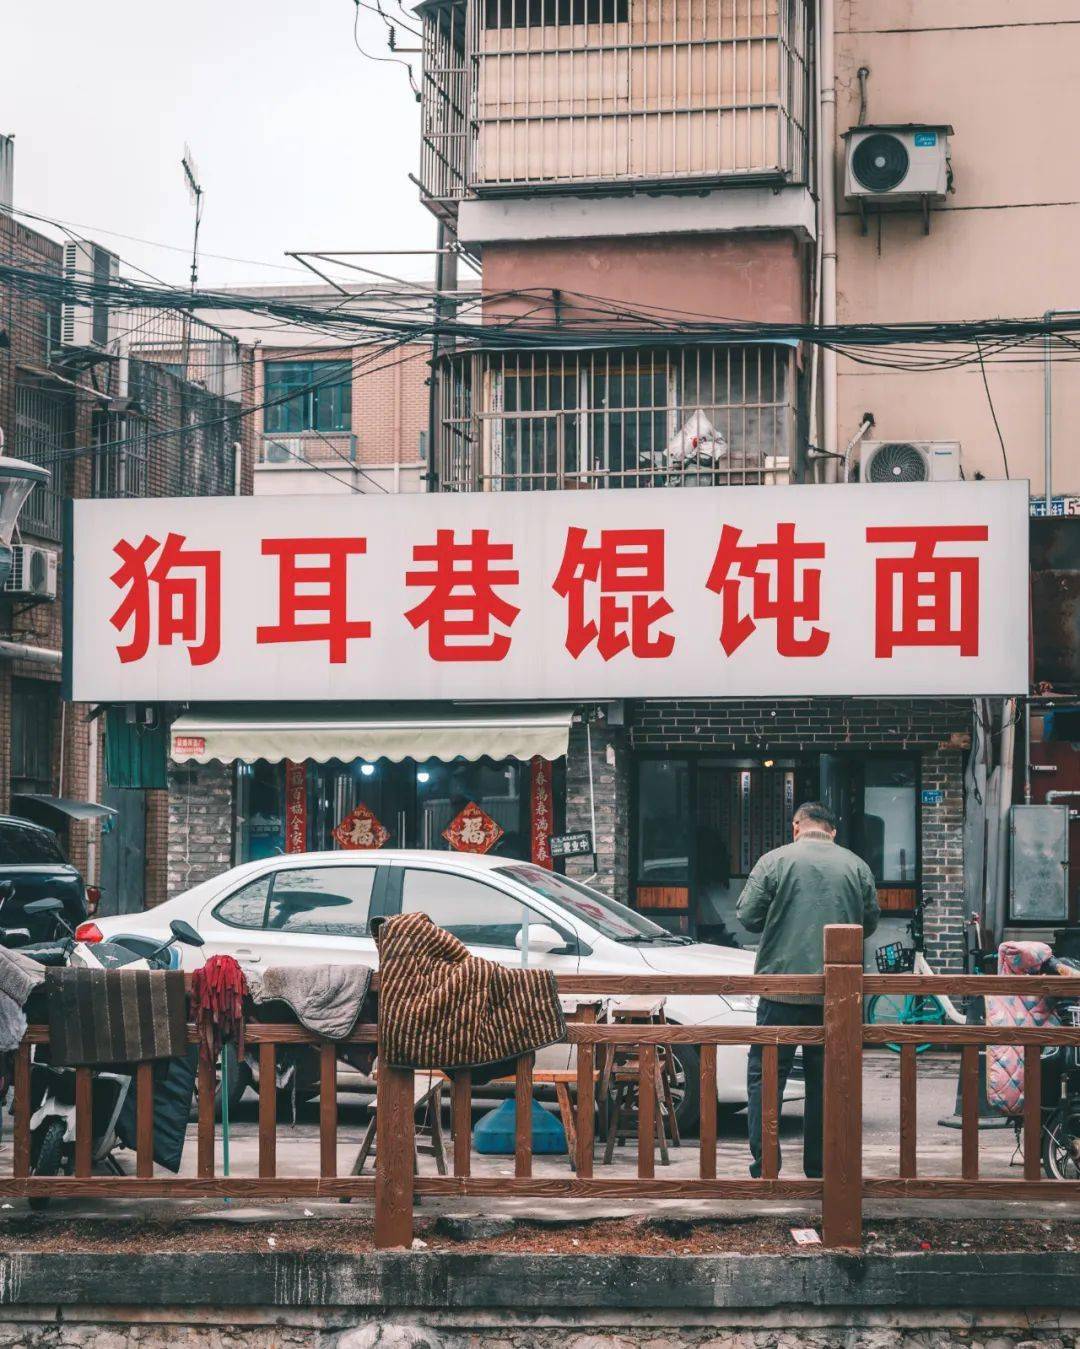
[{"x1": 234, "y1": 948, "x2": 261, "y2": 963}]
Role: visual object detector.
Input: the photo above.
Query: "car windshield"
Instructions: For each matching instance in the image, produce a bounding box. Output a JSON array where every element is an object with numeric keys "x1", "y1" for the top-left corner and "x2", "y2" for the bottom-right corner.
[
  {"x1": 0, "y1": 821, "x2": 65, "y2": 865},
  {"x1": 495, "y1": 864, "x2": 687, "y2": 943}
]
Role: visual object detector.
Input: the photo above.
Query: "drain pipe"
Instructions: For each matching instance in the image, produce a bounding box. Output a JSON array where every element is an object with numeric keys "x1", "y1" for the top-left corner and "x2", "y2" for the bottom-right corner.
[
  {"x1": 0, "y1": 639, "x2": 62, "y2": 668},
  {"x1": 818, "y1": 0, "x2": 838, "y2": 482},
  {"x1": 1044, "y1": 311, "x2": 1054, "y2": 512}
]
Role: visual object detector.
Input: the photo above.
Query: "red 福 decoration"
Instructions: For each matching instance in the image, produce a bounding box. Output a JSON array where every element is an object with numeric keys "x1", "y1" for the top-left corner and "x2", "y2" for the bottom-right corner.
[{"x1": 443, "y1": 801, "x2": 504, "y2": 854}]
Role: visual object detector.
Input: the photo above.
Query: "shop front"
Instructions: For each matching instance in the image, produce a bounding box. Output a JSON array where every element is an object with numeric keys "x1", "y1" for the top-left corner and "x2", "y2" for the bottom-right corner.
[
  {"x1": 167, "y1": 704, "x2": 570, "y2": 873},
  {"x1": 634, "y1": 751, "x2": 920, "y2": 943}
]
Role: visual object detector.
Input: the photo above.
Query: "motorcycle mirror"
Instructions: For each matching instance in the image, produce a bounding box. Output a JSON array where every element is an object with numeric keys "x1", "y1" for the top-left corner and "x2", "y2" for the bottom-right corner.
[
  {"x1": 169, "y1": 919, "x2": 205, "y2": 947},
  {"x1": 24, "y1": 898, "x2": 64, "y2": 915}
]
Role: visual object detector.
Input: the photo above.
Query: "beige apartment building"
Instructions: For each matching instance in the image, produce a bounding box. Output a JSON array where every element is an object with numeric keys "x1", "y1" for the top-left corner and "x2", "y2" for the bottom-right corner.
[
  {"x1": 834, "y1": 0, "x2": 1079, "y2": 497},
  {"x1": 208, "y1": 286, "x2": 431, "y2": 496}
]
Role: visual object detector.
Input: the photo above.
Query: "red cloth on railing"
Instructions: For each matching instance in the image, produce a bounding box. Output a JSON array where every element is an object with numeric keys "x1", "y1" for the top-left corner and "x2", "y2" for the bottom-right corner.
[{"x1": 190, "y1": 955, "x2": 247, "y2": 1061}]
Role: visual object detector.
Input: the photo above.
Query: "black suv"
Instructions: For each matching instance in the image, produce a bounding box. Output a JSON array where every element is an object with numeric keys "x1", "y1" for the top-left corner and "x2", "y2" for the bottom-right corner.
[{"x1": 0, "y1": 816, "x2": 90, "y2": 940}]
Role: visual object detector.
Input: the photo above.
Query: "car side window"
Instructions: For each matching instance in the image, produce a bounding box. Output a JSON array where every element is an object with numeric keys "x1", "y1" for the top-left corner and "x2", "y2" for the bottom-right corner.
[
  {"x1": 401, "y1": 869, "x2": 538, "y2": 949},
  {"x1": 265, "y1": 866, "x2": 375, "y2": 938},
  {"x1": 213, "y1": 875, "x2": 273, "y2": 930}
]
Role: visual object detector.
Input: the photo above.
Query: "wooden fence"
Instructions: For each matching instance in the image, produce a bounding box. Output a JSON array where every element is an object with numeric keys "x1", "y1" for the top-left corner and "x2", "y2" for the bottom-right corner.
[{"x1": 3, "y1": 925, "x2": 1080, "y2": 1250}]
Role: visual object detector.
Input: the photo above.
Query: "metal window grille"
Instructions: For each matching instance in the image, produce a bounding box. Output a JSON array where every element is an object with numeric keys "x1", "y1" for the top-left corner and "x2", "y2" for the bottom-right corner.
[
  {"x1": 11, "y1": 386, "x2": 68, "y2": 540},
  {"x1": 420, "y1": 0, "x2": 809, "y2": 202},
  {"x1": 92, "y1": 411, "x2": 149, "y2": 499},
  {"x1": 437, "y1": 344, "x2": 795, "y2": 490},
  {"x1": 420, "y1": 0, "x2": 470, "y2": 208}
]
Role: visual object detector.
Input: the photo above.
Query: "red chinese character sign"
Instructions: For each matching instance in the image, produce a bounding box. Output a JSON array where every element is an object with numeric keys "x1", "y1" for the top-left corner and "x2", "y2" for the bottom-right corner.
[
  {"x1": 443, "y1": 802, "x2": 504, "y2": 854},
  {"x1": 333, "y1": 803, "x2": 390, "y2": 851},
  {"x1": 68, "y1": 484, "x2": 1028, "y2": 702},
  {"x1": 530, "y1": 756, "x2": 554, "y2": 869},
  {"x1": 284, "y1": 760, "x2": 307, "y2": 854}
]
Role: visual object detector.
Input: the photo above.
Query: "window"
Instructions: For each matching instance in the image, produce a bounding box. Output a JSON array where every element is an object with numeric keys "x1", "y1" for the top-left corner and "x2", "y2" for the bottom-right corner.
[
  {"x1": 471, "y1": 346, "x2": 795, "y2": 492},
  {"x1": 213, "y1": 866, "x2": 376, "y2": 936},
  {"x1": 234, "y1": 762, "x2": 286, "y2": 862},
  {"x1": 636, "y1": 760, "x2": 692, "y2": 888},
  {"x1": 11, "y1": 680, "x2": 55, "y2": 796},
  {"x1": 401, "y1": 868, "x2": 532, "y2": 948},
  {"x1": 498, "y1": 864, "x2": 667, "y2": 942},
  {"x1": 214, "y1": 875, "x2": 273, "y2": 930},
  {"x1": 264, "y1": 361, "x2": 352, "y2": 435},
  {"x1": 484, "y1": 0, "x2": 626, "y2": 27},
  {"x1": 860, "y1": 759, "x2": 918, "y2": 885},
  {"x1": 266, "y1": 866, "x2": 375, "y2": 937},
  {"x1": 12, "y1": 386, "x2": 68, "y2": 540},
  {"x1": 0, "y1": 822, "x2": 65, "y2": 866}
]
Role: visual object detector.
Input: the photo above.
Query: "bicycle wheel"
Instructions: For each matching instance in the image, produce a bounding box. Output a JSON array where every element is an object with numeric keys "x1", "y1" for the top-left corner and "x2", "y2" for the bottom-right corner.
[
  {"x1": 866, "y1": 995, "x2": 943, "y2": 1054},
  {"x1": 1042, "y1": 1103, "x2": 1080, "y2": 1180}
]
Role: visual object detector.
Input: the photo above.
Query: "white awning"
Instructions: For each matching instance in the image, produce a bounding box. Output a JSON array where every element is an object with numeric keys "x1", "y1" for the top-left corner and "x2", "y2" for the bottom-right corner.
[{"x1": 169, "y1": 706, "x2": 574, "y2": 766}]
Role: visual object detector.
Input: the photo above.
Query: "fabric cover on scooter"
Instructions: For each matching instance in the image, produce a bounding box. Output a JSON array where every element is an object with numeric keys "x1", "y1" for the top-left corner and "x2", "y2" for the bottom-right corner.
[
  {"x1": 45, "y1": 968, "x2": 188, "y2": 1067},
  {"x1": 985, "y1": 941, "x2": 1059, "y2": 1116},
  {"x1": 115, "y1": 1048, "x2": 197, "y2": 1173}
]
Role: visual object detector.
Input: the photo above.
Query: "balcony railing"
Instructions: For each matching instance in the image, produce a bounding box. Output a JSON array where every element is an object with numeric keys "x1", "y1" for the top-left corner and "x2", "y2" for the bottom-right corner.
[
  {"x1": 419, "y1": 0, "x2": 810, "y2": 207},
  {"x1": 437, "y1": 344, "x2": 796, "y2": 491}
]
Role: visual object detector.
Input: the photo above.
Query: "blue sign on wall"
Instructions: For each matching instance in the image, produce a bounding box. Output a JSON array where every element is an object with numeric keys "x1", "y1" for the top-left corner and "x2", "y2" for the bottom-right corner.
[{"x1": 921, "y1": 789, "x2": 944, "y2": 806}]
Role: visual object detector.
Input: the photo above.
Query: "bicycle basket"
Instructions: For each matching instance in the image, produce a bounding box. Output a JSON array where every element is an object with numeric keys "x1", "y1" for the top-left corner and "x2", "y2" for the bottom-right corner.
[{"x1": 875, "y1": 942, "x2": 915, "y2": 974}]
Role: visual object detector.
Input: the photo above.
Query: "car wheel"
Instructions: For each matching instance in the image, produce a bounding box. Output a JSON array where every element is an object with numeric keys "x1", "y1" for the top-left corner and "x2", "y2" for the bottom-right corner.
[{"x1": 666, "y1": 1042, "x2": 701, "y2": 1137}]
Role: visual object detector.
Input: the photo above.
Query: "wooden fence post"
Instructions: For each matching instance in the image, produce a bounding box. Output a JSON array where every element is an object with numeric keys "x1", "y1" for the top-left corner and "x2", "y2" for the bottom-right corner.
[
  {"x1": 374, "y1": 1062, "x2": 415, "y2": 1249},
  {"x1": 822, "y1": 923, "x2": 863, "y2": 1249}
]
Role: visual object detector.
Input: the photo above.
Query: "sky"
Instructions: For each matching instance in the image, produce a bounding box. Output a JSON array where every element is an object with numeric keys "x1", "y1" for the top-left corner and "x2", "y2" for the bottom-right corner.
[{"x1": 4, "y1": 0, "x2": 435, "y2": 290}]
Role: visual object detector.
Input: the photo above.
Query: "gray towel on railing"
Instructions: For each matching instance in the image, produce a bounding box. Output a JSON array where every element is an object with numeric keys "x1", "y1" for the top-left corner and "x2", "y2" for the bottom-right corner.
[
  {"x1": 0, "y1": 992, "x2": 27, "y2": 1052},
  {"x1": 249, "y1": 965, "x2": 373, "y2": 1040},
  {"x1": 45, "y1": 968, "x2": 188, "y2": 1067},
  {"x1": 0, "y1": 945, "x2": 45, "y2": 1008}
]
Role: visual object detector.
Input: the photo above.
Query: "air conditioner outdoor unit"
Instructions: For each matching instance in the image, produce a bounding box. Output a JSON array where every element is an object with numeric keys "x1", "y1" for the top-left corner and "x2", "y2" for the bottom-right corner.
[
  {"x1": 843, "y1": 124, "x2": 952, "y2": 203},
  {"x1": 263, "y1": 437, "x2": 305, "y2": 466},
  {"x1": 61, "y1": 240, "x2": 119, "y2": 350},
  {"x1": 858, "y1": 441, "x2": 961, "y2": 484},
  {"x1": 4, "y1": 544, "x2": 58, "y2": 600}
]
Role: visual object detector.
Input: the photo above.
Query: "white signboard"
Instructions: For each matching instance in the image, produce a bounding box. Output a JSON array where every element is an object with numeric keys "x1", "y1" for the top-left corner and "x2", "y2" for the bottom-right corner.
[{"x1": 65, "y1": 482, "x2": 1029, "y2": 702}]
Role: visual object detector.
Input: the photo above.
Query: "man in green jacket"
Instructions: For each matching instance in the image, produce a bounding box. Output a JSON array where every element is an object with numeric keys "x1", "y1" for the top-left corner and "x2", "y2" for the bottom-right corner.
[{"x1": 736, "y1": 800, "x2": 879, "y2": 1178}]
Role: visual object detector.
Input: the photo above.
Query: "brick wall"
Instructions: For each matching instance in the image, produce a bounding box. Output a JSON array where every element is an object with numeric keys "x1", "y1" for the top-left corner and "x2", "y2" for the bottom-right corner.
[
  {"x1": 632, "y1": 698, "x2": 972, "y2": 754},
  {"x1": 564, "y1": 717, "x2": 630, "y2": 903},
  {"x1": 920, "y1": 746, "x2": 967, "y2": 972},
  {"x1": 253, "y1": 343, "x2": 429, "y2": 475},
  {"x1": 167, "y1": 762, "x2": 234, "y2": 899}
]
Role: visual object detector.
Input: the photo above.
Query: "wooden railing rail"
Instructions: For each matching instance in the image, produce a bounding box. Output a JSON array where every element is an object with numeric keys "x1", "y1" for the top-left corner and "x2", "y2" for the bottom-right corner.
[{"x1": 7, "y1": 926, "x2": 1080, "y2": 1244}]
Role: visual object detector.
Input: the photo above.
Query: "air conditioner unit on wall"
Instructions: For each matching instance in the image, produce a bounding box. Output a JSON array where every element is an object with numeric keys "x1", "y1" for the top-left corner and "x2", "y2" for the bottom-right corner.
[
  {"x1": 61, "y1": 239, "x2": 119, "y2": 350},
  {"x1": 843, "y1": 124, "x2": 952, "y2": 204},
  {"x1": 4, "y1": 544, "x2": 58, "y2": 600},
  {"x1": 263, "y1": 437, "x2": 305, "y2": 465},
  {"x1": 857, "y1": 441, "x2": 961, "y2": 484}
]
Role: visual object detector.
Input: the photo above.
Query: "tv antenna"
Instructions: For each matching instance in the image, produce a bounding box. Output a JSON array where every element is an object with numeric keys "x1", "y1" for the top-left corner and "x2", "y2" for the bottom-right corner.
[{"x1": 181, "y1": 144, "x2": 203, "y2": 292}]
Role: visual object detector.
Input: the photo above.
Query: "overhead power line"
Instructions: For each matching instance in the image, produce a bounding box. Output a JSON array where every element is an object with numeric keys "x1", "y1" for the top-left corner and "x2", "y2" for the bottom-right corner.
[{"x1": 6, "y1": 258, "x2": 1080, "y2": 365}]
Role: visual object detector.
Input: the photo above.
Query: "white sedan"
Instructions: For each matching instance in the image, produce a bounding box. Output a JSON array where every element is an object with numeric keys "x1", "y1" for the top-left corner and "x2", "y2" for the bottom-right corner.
[{"x1": 88, "y1": 850, "x2": 790, "y2": 1127}]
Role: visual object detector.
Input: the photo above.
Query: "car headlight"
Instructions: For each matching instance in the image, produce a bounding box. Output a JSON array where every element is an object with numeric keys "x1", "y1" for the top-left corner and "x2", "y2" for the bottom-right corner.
[{"x1": 720, "y1": 995, "x2": 759, "y2": 1013}]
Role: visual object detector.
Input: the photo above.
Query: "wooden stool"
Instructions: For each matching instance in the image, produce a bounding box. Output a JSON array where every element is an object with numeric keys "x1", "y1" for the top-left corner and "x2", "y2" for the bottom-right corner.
[
  {"x1": 599, "y1": 996, "x2": 678, "y2": 1165},
  {"x1": 349, "y1": 1068, "x2": 448, "y2": 1180}
]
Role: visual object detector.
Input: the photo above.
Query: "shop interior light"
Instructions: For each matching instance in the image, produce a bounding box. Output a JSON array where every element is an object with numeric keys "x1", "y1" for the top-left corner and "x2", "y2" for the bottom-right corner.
[
  {"x1": 762, "y1": 759, "x2": 775, "y2": 768},
  {"x1": 360, "y1": 763, "x2": 375, "y2": 777},
  {"x1": 416, "y1": 770, "x2": 430, "y2": 783}
]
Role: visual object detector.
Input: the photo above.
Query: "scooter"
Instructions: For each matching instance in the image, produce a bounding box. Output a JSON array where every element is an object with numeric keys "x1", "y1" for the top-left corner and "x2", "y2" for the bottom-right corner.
[{"x1": 17, "y1": 900, "x2": 204, "y2": 1203}]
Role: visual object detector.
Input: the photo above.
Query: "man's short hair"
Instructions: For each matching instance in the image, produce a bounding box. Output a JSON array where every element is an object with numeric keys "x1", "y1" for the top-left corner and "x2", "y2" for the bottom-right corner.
[{"x1": 793, "y1": 801, "x2": 837, "y2": 832}]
